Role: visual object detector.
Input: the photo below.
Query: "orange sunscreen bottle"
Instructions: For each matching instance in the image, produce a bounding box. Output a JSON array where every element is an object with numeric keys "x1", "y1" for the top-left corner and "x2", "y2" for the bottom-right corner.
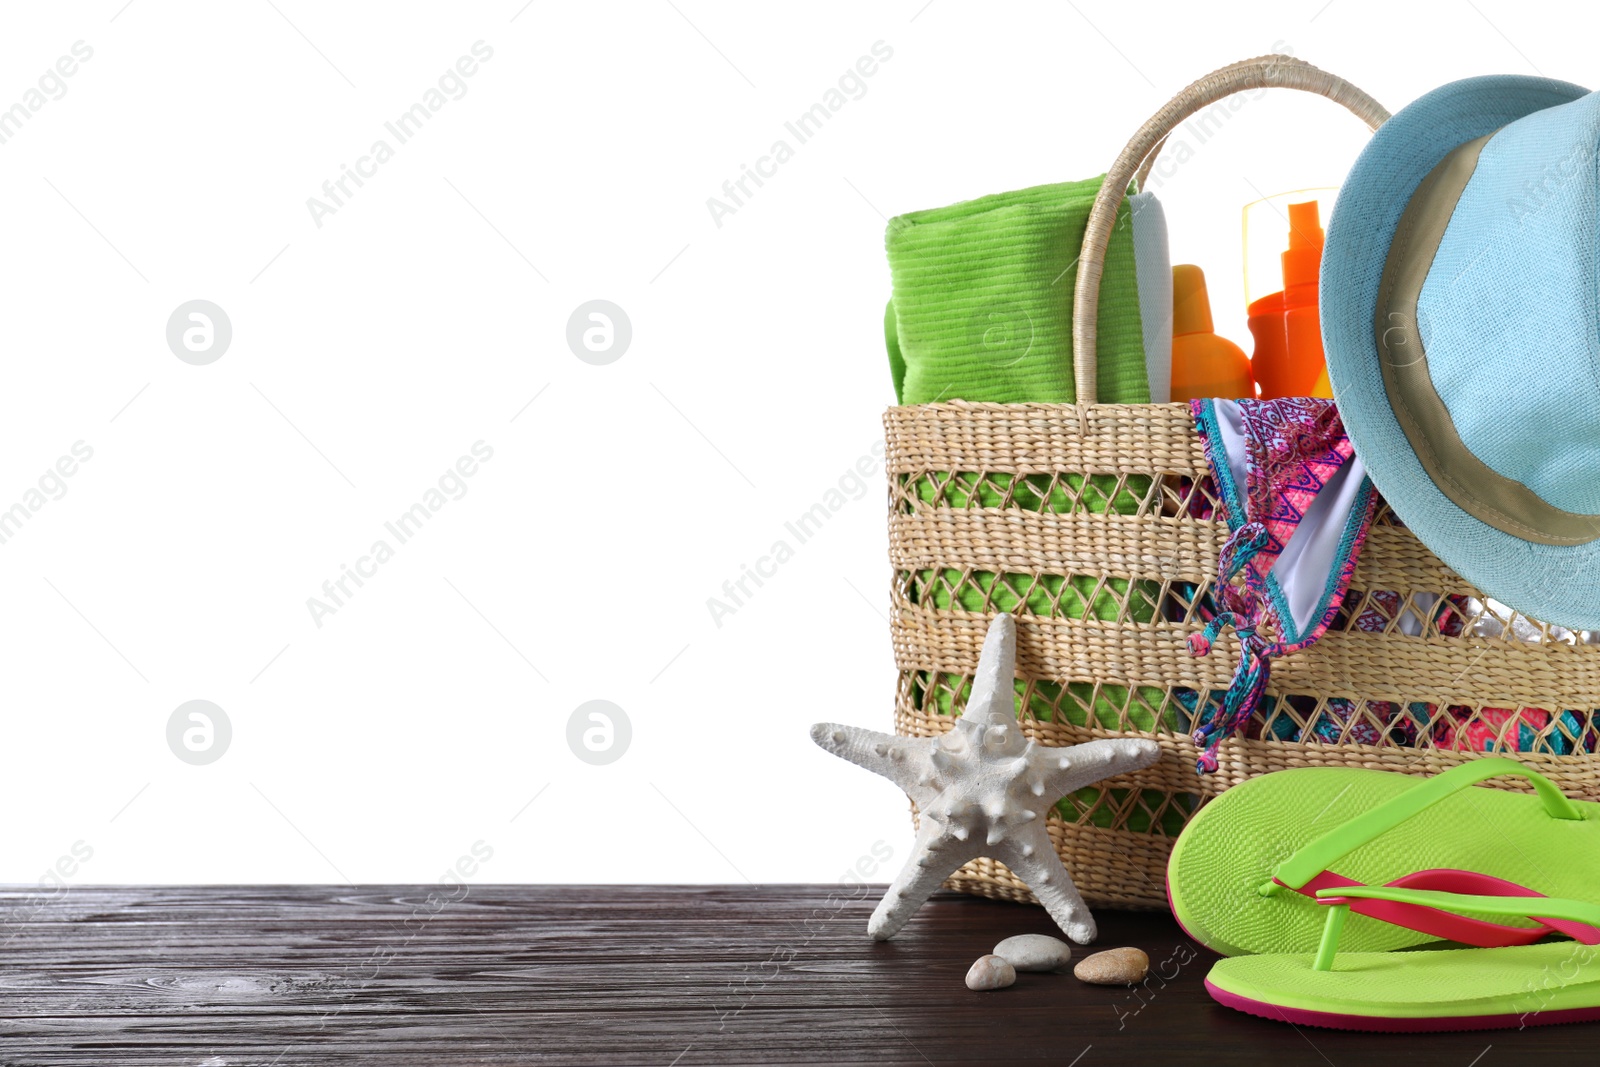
[
  {"x1": 1248, "y1": 200, "x2": 1328, "y2": 399},
  {"x1": 1170, "y1": 264, "x2": 1253, "y2": 402}
]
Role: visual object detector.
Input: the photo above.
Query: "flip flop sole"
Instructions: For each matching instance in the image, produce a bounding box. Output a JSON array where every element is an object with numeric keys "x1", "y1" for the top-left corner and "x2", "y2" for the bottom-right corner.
[
  {"x1": 1206, "y1": 941, "x2": 1600, "y2": 1032},
  {"x1": 1167, "y1": 766, "x2": 1600, "y2": 957}
]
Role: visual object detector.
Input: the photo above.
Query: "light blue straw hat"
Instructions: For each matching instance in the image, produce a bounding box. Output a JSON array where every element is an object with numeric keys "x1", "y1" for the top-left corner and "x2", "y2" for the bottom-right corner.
[{"x1": 1322, "y1": 74, "x2": 1600, "y2": 629}]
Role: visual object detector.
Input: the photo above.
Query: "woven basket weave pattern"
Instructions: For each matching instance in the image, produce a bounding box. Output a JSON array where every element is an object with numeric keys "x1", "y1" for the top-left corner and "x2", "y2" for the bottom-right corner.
[{"x1": 886, "y1": 401, "x2": 1600, "y2": 910}]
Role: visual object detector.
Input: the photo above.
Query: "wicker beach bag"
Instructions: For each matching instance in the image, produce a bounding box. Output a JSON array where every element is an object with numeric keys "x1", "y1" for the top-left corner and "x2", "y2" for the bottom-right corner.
[{"x1": 885, "y1": 56, "x2": 1600, "y2": 912}]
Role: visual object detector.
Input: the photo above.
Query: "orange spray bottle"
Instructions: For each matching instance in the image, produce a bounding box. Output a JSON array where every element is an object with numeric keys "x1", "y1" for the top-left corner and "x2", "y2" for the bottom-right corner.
[
  {"x1": 1248, "y1": 201, "x2": 1328, "y2": 399},
  {"x1": 1169, "y1": 264, "x2": 1253, "y2": 402}
]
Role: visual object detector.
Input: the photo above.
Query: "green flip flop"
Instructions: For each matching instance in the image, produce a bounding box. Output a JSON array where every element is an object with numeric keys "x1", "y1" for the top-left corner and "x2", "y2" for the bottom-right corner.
[
  {"x1": 1207, "y1": 884, "x2": 1600, "y2": 1032},
  {"x1": 1167, "y1": 757, "x2": 1600, "y2": 957}
]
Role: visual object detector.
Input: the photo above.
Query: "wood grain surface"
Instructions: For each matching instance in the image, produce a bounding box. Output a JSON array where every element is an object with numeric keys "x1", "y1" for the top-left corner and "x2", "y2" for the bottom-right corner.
[{"x1": 0, "y1": 884, "x2": 1589, "y2": 1065}]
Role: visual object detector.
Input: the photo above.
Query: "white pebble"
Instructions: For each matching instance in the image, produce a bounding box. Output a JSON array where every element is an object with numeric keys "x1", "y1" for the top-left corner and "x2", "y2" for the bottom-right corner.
[
  {"x1": 994, "y1": 933, "x2": 1073, "y2": 973},
  {"x1": 965, "y1": 954, "x2": 1017, "y2": 991}
]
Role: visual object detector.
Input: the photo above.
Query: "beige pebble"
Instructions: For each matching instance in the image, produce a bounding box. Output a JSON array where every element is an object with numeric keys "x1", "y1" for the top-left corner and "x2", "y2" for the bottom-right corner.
[
  {"x1": 1072, "y1": 947, "x2": 1149, "y2": 985},
  {"x1": 994, "y1": 933, "x2": 1073, "y2": 973},
  {"x1": 965, "y1": 953, "x2": 1017, "y2": 991}
]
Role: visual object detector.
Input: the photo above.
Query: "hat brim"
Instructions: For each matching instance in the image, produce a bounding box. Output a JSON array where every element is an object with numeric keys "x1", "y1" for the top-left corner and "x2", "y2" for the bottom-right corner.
[{"x1": 1322, "y1": 74, "x2": 1596, "y2": 629}]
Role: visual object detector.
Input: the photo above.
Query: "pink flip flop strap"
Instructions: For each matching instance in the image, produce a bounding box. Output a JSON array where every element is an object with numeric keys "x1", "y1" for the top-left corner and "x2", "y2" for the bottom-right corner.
[{"x1": 1285, "y1": 868, "x2": 1600, "y2": 946}]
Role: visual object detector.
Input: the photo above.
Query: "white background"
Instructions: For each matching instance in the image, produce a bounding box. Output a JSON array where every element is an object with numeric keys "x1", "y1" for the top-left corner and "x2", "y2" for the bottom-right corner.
[{"x1": 0, "y1": 0, "x2": 1591, "y2": 887}]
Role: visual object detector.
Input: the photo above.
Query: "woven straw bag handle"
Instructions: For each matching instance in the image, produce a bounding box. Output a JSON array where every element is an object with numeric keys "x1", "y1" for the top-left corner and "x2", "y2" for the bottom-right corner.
[{"x1": 1070, "y1": 55, "x2": 1390, "y2": 403}]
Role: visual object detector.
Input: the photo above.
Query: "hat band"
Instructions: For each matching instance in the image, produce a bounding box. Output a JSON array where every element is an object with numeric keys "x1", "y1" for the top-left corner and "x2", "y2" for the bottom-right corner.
[{"x1": 1374, "y1": 133, "x2": 1600, "y2": 546}]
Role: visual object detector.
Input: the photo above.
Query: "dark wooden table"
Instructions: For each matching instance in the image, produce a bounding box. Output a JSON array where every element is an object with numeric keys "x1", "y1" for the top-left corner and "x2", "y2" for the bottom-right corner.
[{"x1": 0, "y1": 884, "x2": 1592, "y2": 1065}]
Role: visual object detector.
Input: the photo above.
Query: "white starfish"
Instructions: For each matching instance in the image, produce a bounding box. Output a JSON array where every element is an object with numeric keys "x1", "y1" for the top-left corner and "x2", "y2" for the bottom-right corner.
[{"x1": 811, "y1": 614, "x2": 1161, "y2": 943}]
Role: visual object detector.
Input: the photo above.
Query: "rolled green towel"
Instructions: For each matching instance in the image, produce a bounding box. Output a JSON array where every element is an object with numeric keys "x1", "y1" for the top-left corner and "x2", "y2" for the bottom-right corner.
[
  {"x1": 885, "y1": 176, "x2": 1149, "y2": 405},
  {"x1": 887, "y1": 178, "x2": 1168, "y2": 750}
]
